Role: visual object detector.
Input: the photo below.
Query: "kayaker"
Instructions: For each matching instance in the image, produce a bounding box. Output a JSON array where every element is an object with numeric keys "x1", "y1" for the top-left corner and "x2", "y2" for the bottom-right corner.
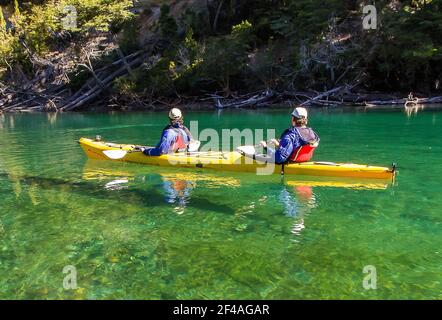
[
  {"x1": 260, "y1": 107, "x2": 320, "y2": 164},
  {"x1": 142, "y1": 108, "x2": 193, "y2": 156}
]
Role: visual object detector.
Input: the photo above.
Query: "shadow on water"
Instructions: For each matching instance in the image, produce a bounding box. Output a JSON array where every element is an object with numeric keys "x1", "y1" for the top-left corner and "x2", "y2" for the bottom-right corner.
[
  {"x1": 0, "y1": 171, "x2": 236, "y2": 215},
  {"x1": 0, "y1": 153, "x2": 395, "y2": 219}
]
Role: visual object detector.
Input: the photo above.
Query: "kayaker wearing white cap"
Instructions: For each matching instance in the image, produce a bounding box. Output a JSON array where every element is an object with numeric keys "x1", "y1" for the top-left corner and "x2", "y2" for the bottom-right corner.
[
  {"x1": 142, "y1": 108, "x2": 194, "y2": 156},
  {"x1": 260, "y1": 107, "x2": 320, "y2": 164}
]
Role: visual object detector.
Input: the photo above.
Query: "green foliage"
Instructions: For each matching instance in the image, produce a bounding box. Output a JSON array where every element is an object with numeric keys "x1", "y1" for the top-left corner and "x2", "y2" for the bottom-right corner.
[
  {"x1": 3, "y1": 0, "x2": 442, "y2": 97},
  {"x1": 365, "y1": 0, "x2": 442, "y2": 90},
  {"x1": 114, "y1": 58, "x2": 177, "y2": 97},
  {"x1": 22, "y1": 2, "x2": 60, "y2": 53},
  {"x1": 1, "y1": 1, "x2": 134, "y2": 52},
  {"x1": 171, "y1": 28, "x2": 205, "y2": 93},
  {"x1": 141, "y1": 57, "x2": 177, "y2": 96},
  {"x1": 247, "y1": 39, "x2": 283, "y2": 89},
  {"x1": 117, "y1": 15, "x2": 141, "y2": 53},
  {"x1": 13, "y1": 0, "x2": 20, "y2": 17},
  {"x1": 0, "y1": 8, "x2": 6, "y2": 32},
  {"x1": 0, "y1": 0, "x2": 134, "y2": 77},
  {"x1": 179, "y1": 8, "x2": 209, "y2": 40},
  {"x1": 124, "y1": 19, "x2": 256, "y2": 97},
  {"x1": 66, "y1": 67, "x2": 90, "y2": 90},
  {"x1": 231, "y1": 20, "x2": 252, "y2": 38},
  {"x1": 69, "y1": 0, "x2": 134, "y2": 33},
  {"x1": 197, "y1": 20, "x2": 253, "y2": 93},
  {"x1": 113, "y1": 75, "x2": 137, "y2": 96},
  {"x1": 0, "y1": 33, "x2": 13, "y2": 72},
  {"x1": 158, "y1": 4, "x2": 177, "y2": 40}
]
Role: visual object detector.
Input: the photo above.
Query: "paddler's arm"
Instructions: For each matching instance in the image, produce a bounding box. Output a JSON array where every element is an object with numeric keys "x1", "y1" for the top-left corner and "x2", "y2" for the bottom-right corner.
[
  {"x1": 259, "y1": 136, "x2": 293, "y2": 163},
  {"x1": 259, "y1": 138, "x2": 280, "y2": 152},
  {"x1": 270, "y1": 138, "x2": 280, "y2": 148},
  {"x1": 182, "y1": 125, "x2": 193, "y2": 141},
  {"x1": 274, "y1": 135, "x2": 295, "y2": 164},
  {"x1": 143, "y1": 130, "x2": 177, "y2": 156}
]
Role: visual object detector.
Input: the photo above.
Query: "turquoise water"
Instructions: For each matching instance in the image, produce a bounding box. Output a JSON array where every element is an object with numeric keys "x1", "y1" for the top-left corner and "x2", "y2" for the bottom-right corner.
[{"x1": 0, "y1": 108, "x2": 441, "y2": 299}]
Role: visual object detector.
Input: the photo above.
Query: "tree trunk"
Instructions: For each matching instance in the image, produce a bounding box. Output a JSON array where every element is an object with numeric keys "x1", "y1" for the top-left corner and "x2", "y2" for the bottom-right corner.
[{"x1": 213, "y1": 0, "x2": 224, "y2": 33}]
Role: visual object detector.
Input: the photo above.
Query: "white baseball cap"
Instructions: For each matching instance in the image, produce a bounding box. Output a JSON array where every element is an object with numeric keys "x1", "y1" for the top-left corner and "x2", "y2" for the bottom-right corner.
[
  {"x1": 169, "y1": 108, "x2": 182, "y2": 120},
  {"x1": 291, "y1": 107, "x2": 308, "y2": 119}
]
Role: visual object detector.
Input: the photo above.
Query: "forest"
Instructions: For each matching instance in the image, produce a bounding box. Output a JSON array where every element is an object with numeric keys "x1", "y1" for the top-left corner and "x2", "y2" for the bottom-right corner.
[{"x1": 1, "y1": 0, "x2": 442, "y2": 111}]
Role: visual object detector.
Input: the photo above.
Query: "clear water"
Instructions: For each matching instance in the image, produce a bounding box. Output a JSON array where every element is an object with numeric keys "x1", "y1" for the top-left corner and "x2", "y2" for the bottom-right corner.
[{"x1": 0, "y1": 108, "x2": 441, "y2": 299}]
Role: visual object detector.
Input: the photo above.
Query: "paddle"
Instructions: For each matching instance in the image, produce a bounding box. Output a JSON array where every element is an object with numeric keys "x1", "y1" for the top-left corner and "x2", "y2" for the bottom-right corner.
[
  {"x1": 236, "y1": 140, "x2": 277, "y2": 156},
  {"x1": 103, "y1": 149, "x2": 132, "y2": 160},
  {"x1": 236, "y1": 145, "x2": 257, "y2": 155},
  {"x1": 103, "y1": 140, "x2": 201, "y2": 160}
]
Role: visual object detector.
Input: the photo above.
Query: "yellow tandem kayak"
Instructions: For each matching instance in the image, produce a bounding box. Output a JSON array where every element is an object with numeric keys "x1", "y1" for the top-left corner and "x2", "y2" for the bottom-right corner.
[{"x1": 78, "y1": 137, "x2": 396, "y2": 180}]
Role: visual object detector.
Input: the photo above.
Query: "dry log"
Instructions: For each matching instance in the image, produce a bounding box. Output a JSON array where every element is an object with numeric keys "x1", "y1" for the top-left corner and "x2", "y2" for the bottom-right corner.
[
  {"x1": 65, "y1": 51, "x2": 143, "y2": 101},
  {"x1": 0, "y1": 42, "x2": 145, "y2": 113},
  {"x1": 2, "y1": 97, "x2": 38, "y2": 111},
  {"x1": 414, "y1": 96, "x2": 442, "y2": 104},
  {"x1": 214, "y1": 90, "x2": 274, "y2": 109},
  {"x1": 60, "y1": 56, "x2": 144, "y2": 111},
  {"x1": 299, "y1": 86, "x2": 345, "y2": 106},
  {"x1": 364, "y1": 99, "x2": 406, "y2": 106},
  {"x1": 116, "y1": 48, "x2": 135, "y2": 78},
  {"x1": 93, "y1": 51, "x2": 143, "y2": 74},
  {"x1": 364, "y1": 96, "x2": 442, "y2": 106}
]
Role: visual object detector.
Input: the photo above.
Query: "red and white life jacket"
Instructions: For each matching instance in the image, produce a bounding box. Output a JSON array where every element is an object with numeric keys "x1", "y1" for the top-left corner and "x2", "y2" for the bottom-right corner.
[
  {"x1": 289, "y1": 144, "x2": 317, "y2": 162},
  {"x1": 164, "y1": 126, "x2": 190, "y2": 153},
  {"x1": 171, "y1": 129, "x2": 188, "y2": 152},
  {"x1": 289, "y1": 127, "x2": 320, "y2": 162}
]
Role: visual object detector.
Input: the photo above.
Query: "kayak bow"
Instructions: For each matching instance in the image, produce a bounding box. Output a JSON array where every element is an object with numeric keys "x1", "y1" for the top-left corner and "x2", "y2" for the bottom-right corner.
[{"x1": 78, "y1": 137, "x2": 396, "y2": 180}]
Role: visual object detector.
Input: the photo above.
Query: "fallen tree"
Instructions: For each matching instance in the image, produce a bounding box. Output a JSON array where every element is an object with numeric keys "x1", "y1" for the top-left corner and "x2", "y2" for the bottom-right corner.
[
  {"x1": 0, "y1": 49, "x2": 150, "y2": 112},
  {"x1": 207, "y1": 86, "x2": 442, "y2": 110},
  {"x1": 213, "y1": 89, "x2": 276, "y2": 109},
  {"x1": 60, "y1": 51, "x2": 145, "y2": 111}
]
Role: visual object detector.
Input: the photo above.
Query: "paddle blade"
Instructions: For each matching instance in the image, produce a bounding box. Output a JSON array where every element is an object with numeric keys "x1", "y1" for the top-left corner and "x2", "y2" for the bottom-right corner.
[
  {"x1": 103, "y1": 150, "x2": 128, "y2": 160},
  {"x1": 236, "y1": 145, "x2": 256, "y2": 155},
  {"x1": 188, "y1": 140, "x2": 201, "y2": 152}
]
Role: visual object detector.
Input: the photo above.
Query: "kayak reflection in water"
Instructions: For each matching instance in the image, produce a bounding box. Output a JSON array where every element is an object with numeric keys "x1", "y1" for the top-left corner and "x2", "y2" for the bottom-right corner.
[
  {"x1": 162, "y1": 177, "x2": 194, "y2": 210},
  {"x1": 141, "y1": 108, "x2": 193, "y2": 156},
  {"x1": 142, "y1": 173, "x2": 195, "y2": 214},
  {"x1": 280, "y1": 184, "x2": 317, "y2": 218},
  {"x1": 279, "y1": 184, "x2": 318, "y2": 238},
  {"x1": 259, "y1": 107, "x2": 320, "y2": 164}
]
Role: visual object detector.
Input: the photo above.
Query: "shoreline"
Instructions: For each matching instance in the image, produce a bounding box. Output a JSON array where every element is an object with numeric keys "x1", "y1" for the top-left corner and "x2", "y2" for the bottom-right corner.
[
  {"x1": 60, "y1": 95, "x2": 442, "y2": 113},
  {"x1": 2, "y1": 88, "x2": 442, "y2": 113},
  {"x1": 4, "y1": 101, "x2": 442, "y2": 114}
]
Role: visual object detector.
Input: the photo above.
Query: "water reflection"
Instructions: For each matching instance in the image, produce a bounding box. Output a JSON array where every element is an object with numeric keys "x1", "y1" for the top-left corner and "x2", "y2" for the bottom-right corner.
[
  {"x1": 278, "y1": 184, "x2": 317, "y2": 240},
  {"x1": 47, "y1": 112, "x2": 58, "y2": 125},
  {"x1": 81, "y1": 161, "x2": 393, "y2": 240},
  {"x1": 404, "y1": 104, "x2": 425, "y2": 117},
  {"x1": 0, "y1": 113, "x2": 14, "y2": 130},
  {"x1": 285, "y1": 179, "x2": 390, "y2": 190},
  {"x1": 161, "y1": 177, "x2": 194, "y2": 214},
  {"x1": 279, "y1": 185, "x2": 317, "y2": 218},
  {"x1": 82, "y1": 161, "x2": 241, "y2": 214},
  {"x1": 0, "y1": 113, "x2": 4, "y2": 129},
  {"x1": 104, "y1": 179, "x2": 129, "y2": 190},
  {"x1": 0, "y1": 157, "x2": 395, "y2": 263}
]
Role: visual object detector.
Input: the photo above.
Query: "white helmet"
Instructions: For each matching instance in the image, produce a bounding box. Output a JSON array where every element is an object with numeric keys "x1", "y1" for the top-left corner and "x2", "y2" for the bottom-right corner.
[
  {"x1": 291, "y1": 107, "x2": 308, "y2": 119},
  {"x1": 169, "y1": 108, "x2": 182, "y2": 120}
]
